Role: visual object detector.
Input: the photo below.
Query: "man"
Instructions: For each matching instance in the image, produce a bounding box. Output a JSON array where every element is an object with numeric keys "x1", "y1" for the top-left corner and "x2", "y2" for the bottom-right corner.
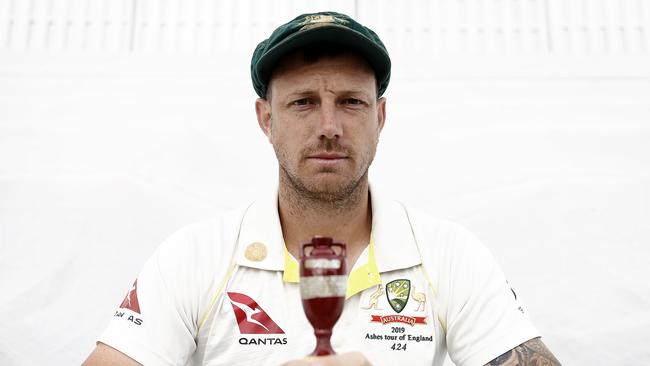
[{"x1": 83, "y1": 11, "x2": 560, "y2": 366}]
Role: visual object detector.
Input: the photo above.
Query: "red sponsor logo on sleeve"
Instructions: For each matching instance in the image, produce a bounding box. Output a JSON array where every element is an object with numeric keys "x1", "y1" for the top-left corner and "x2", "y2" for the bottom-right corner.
[{"x1": 119, "y1": 279, "x2": 141, "y2": 314}]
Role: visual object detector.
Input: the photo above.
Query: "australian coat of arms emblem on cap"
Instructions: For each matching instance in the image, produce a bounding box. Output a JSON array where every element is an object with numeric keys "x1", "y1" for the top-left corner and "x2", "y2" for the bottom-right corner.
[{"x1": 297, "y1": 14, "x2": 349, "y2": 31}]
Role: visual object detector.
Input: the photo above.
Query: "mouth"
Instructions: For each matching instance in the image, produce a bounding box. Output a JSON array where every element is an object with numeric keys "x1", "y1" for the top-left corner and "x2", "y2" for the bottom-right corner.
[
  {"x1": 308, "y1": 153, "x2": 348, "y2": 160},
  {"x1": 306, "y1": 153, "x2": 349, "y2": 167}
]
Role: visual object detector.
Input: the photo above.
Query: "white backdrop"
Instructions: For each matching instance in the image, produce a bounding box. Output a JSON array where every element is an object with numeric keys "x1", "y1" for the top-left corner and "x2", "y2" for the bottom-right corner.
[{"x1": 1, "y1": 1, "x2": 650, "y2": 365}]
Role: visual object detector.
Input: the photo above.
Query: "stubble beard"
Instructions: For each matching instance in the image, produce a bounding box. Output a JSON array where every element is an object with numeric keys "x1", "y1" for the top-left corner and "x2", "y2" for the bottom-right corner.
[{"x1": 274, "y1": 143, "x2": 375, "y2": 214}]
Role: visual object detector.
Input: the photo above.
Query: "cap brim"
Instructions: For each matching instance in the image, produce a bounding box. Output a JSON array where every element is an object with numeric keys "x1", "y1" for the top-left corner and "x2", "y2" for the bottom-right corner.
[{"x1": 255, "y1": 25, "x2": 391, "y2": 90}]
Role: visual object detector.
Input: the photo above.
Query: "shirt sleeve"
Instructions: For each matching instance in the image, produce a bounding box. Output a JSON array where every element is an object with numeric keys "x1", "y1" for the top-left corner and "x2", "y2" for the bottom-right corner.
[
  {"x1": 97, "y1": 228, "x2": 200, "y2": 365},
  {"x1": 443, "y1": 225, "x2": 540, "y2": 366}
]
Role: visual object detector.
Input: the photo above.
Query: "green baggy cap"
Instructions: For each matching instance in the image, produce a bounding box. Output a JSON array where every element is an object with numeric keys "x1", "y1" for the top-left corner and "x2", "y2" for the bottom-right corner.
[{"x1": 251, "y1": 11, "x2": 391, "y2": 98}]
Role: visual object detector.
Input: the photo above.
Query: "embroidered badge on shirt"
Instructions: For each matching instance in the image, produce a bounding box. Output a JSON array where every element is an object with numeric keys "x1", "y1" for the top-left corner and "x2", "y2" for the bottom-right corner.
[
  {"x1": 362, "y1": 279, "x2": 433, "y2": 353},
  {"x1": 386, "y1": 279, "x2": 410, "y2": 313},
  {"x1": 367, "y1": 279, "x2": 427, "y2": 326}
]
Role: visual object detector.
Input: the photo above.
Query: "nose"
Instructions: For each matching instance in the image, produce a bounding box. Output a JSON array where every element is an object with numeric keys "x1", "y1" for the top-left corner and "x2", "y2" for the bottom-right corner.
[{"x1": 316, "y1": 101, "x2": 342, "y2": 140}]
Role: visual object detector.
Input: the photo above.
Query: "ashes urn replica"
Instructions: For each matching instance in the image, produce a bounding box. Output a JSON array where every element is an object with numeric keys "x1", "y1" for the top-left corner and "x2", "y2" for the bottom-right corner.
[{"x1": 299, "y1": 236, "x2": 347, "y2": 356}]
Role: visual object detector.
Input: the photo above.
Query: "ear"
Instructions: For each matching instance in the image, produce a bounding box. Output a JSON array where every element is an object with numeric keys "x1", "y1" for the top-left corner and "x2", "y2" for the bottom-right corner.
[
  {"x1": 376, "y1": 97, "x2": 387, "y2": 134},
  {"x1": 255, "y1": 98, "x2": 272, "y2": 141}
]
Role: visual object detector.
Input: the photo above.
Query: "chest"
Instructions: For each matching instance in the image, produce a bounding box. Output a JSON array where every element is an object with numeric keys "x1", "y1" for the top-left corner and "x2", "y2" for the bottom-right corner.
[{"x1": 191, "y1": 267, "x2": 446, "y2": 366}]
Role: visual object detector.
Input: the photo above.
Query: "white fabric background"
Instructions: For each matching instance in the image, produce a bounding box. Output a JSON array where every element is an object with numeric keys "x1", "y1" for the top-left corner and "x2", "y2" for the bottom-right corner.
[{"x1": 1, "y1": 1, "x2": 650, "y2": 365}]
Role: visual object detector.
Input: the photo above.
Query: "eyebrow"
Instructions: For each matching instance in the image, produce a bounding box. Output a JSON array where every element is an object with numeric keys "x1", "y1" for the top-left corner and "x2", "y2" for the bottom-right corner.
[{"x1": 285, "y1": 89, "x2": 371, "y2": 99}]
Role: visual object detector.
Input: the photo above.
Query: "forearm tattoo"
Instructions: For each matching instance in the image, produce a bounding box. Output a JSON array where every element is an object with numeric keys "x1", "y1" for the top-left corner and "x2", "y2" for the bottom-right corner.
[{"x1": 485, "y1": 337, "x2": 561, "y2": 366}]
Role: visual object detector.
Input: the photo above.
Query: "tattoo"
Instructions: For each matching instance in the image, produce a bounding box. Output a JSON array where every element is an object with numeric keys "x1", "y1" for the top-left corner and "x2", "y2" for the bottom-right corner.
[{"x1": 485, "y1": 337, "x2": 561, "y2": 366}]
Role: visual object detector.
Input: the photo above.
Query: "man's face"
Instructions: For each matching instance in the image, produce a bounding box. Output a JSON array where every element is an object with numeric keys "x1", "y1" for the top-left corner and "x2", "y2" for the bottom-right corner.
[{"x1": 256, "y1": 52, "x2": 386, "y2": 202}]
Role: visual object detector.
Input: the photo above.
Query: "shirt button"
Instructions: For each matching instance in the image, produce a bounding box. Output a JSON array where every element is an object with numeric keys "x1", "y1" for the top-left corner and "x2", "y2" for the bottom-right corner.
[{"x1": 245, "y1": 242, "x2": 267, "y2": 261}]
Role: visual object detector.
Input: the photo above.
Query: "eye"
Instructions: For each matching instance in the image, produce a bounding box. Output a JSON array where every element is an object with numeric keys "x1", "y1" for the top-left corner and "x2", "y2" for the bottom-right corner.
[
  {"x1": 342, "y1": 98, "x2": 364, "y2": 105},
  {"x1": 292, "y1": 98, "x2": 313, "y2": 106}
]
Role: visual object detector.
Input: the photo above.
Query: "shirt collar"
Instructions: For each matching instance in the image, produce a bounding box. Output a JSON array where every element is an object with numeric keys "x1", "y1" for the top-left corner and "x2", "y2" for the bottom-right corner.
[
  {"x1": 369, "y1": 183, "x2": 422, "y2": 272},
  {"x1": 235, "y1": 183, "x2": 422, "y2": 295},
  {"x1": 235, "y1": 189, "x2": 286, "y2": 271}
]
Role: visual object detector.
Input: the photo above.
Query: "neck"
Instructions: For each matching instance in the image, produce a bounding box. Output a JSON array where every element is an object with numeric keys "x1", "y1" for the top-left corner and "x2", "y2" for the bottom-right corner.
[{"x1": 278, "y1": 174, "x2": 372, "y2": 270}]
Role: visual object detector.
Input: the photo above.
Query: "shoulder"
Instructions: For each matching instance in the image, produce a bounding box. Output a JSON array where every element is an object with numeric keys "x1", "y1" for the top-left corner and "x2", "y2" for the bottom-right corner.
[
  {"x1": 134, "y1": 204, "x2": 252, "y2": 327},
  {"x1": 96, "y1": 203, "x2": 256, "y2": 364},
  {"x1": 370, "y1": 186, "x2": 490, "y2": 268},
  {"x1": 155, "y1": 206, "x2": 247, "y2": 262},
  {"x1": 399, "y1": 203, "x2": 500, "y2": 293},
  {"x1": 400, "y1": 203, "x2": 486, "y2": 255},
  {"x1": 147, "y1": 203, "x2": 251, "y2": 287}
]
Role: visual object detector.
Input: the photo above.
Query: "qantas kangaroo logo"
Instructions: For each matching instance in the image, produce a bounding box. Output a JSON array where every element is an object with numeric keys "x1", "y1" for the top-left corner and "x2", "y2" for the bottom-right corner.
[
  {"x1": 227, "y1": 292, "x2": 284, "y2": 334},
  {"x1": 119, "y1": 280, "x2": 141, "y2": 314}
]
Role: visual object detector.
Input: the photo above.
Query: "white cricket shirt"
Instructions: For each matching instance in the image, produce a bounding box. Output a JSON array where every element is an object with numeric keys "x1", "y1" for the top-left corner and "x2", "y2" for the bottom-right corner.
[{"x1": 99, "y1": 186, "x2": 539, "y2": 365}]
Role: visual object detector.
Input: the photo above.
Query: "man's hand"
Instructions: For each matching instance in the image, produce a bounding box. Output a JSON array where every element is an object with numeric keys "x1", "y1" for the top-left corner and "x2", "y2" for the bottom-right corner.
[
  {"x1": 281, "y1": 352, "x2": 371, "y2": 366},
  {"x1": 485, "y1": 337, "x2": 560, "y2": 366}
]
